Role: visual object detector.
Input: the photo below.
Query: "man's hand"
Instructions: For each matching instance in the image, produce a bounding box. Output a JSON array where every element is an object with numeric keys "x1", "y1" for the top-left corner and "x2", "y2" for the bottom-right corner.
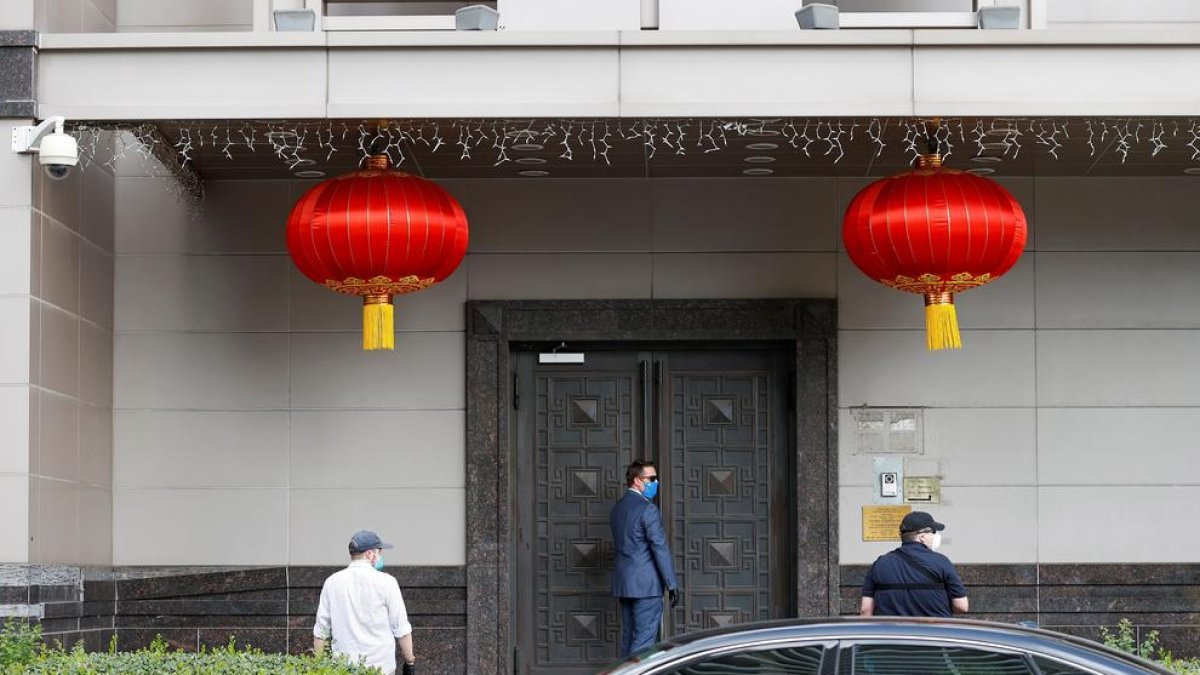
[
  {"x1": 401, "y1": 661, "x2": 415, "y2": 675},
  {"x1": 668, "y1": 588, "x2": 680, "y2": 608},
  {"x1": 859, "y1": 596, "x2": 875, "y2": 617}
]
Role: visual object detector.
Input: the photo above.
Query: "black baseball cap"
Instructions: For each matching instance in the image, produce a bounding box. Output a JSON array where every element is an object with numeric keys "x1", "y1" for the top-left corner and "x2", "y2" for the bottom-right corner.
[
  {"x1": 899, "y1": 511, "x2": 945, "y2": 534},
  {"x1": 348, "y1": 530, "x2": 394, "y2": 554}
]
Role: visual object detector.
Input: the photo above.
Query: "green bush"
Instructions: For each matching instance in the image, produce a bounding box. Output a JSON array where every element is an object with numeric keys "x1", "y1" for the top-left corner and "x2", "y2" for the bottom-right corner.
[
  {"x1": 1100, "y1": 618, "x2": 1200, "y2": 675},
  {"x1": 0, "y1": 619, "x2": 42, "y2": 669},
  {"x1": 0, "y1": 625, "x2": 382, "y2": 675},
  {"x1": 1099, "y1": 618, "x2": 1161, "y2": 660}
]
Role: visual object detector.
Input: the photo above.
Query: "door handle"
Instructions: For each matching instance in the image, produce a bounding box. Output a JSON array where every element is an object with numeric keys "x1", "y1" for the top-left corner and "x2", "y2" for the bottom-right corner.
[
  {"x1": 639, "y1": 360, "x2": 650, "y2": 461},
  {"x1": 652, "y1": 360, "x2": 663, "y2": 464}
]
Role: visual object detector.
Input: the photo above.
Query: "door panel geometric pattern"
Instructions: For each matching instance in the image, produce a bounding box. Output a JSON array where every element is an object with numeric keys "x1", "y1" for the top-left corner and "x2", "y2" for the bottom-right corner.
[
  {"x1": 533, "y1": 374, "x2": 633, "y2": 668},
  {"x1": 669, "y1": 372, "x2": 772, "y2": 633}
]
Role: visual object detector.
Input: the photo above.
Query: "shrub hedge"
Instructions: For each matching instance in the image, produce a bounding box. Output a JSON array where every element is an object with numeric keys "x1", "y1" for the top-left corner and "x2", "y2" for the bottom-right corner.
[
  {"x1": 1099, "y1": 618, "x2": 1200, "y2": 675},
  {"x1": 0, "y1": 620, "x2": 382, "y2": 675}
]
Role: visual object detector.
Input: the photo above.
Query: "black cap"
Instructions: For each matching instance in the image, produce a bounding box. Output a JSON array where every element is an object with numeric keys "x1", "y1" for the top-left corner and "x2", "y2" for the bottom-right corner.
[
  {"x1": 348, "y1": 530, "x2": 394, "y2": 554},
  {"x1": 900, "y1": 511, "x2": 945, "y2": 534}
]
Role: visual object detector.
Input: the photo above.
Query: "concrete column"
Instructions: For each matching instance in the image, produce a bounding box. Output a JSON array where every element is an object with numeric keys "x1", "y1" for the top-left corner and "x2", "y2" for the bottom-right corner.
[
  {"x1": 0, "y1": 120, "x2": 35, "y2": 564},
  {"x1": 0, "y1": 13, "x2": 40, "y2": 564}
]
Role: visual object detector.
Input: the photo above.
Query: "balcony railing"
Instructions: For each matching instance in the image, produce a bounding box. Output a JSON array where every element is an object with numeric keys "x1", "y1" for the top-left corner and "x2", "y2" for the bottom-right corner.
[
  {"x1": 40, "y1": 0, "x2": 1200, "y2": 34},
  {"x1": 263, "y1": 1, "x2": 496, "y2": 32},
  {"x1": 248, "y1": 0, "x2": 1042, "y2": 32}
]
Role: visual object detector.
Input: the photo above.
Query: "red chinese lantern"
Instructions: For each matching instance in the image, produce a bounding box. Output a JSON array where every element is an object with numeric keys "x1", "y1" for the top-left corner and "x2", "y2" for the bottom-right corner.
[
  {"x1": 843, "y1": 154, "x2": 1027, "y2": 351},
  {"x1": 286, "y1": 154, "x2": 469, "y2": 351}
]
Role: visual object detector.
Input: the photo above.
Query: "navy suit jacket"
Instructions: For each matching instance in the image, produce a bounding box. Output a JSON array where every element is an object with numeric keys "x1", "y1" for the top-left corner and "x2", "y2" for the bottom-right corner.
[{"x1": 610, "y1": 489, "x2": 679, "y2": 598}]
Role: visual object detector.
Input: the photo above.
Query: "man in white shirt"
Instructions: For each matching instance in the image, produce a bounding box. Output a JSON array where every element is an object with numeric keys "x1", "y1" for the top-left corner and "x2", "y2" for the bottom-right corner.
[{"x1": 314, "y1": 530, "x2": 417, "y2": 675}]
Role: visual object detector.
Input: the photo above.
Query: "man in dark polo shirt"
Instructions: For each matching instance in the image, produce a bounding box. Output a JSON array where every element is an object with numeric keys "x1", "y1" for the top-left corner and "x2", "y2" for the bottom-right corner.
[{"x1": 860, "y1": 511, "x2": 969, "y2": 618}]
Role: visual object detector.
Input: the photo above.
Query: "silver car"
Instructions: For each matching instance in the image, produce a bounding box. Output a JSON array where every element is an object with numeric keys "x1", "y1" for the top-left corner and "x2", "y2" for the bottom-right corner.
[{"x1": 597, "y1": 618, "x2": 1173, "y2": 675}]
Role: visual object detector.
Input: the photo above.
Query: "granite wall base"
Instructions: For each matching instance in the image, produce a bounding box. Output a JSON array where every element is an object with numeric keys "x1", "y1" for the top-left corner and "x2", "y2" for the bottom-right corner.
[
  {"x1": 0, "y1": 565, "x2": 466, "y2": 673},
  {"x1": 840, "y1": 563, "x2": 1200, "y2": 657},
  {"x1": 5, "y1": 563, "x2": 1200, "y2": 665}
]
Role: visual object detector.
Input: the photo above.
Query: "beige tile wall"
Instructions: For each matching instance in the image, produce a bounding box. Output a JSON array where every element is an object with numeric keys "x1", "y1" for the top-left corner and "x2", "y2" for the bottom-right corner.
[
  {"x1": 115, "y1": 489, "x2": 287, "y2": 566},
  {"x1": 840, "y1": 485, "x2": 1040, "y2": 565},
  {"x1": 0, "y1": 387, "x2": 30, "y2": 476},
  {"x1": 113, "y1": 178, "x2": 476, "y2": 566},
  {"x1": 0, "y1": 476, "x2": 31, "y2": 562},
  {"x1": 110, "y1": 174, "x2": 1200, "y2": 567},
  {"x1": 840, "y1": 174, "x2": 1200, "y2": 566},
  {"x1": 115, "y1": 411, "x2": 289, "y2": 489},
  {"x1": 25, "y1": 147, "x2": 116, "y2": 566},
  {"x1": 289, "y1": 488, "x2": 465, "y2": 566},
  {"x1": 1038, "y1": 487, "x2": 1200, "y2": 563}
]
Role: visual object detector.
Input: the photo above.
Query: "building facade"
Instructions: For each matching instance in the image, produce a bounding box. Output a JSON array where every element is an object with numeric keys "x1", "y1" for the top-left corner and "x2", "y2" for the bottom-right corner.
[{"x1": 3, "y1": 1, "x2": 1200, "y2": 673}]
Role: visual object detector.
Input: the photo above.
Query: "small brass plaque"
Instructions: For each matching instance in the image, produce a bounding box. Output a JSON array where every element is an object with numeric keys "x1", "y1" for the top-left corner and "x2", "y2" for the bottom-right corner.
[
  {"x1": 904, "y1": 476, "x2": 942, "y2": 504},
  {"x1": 862, "y1": 505, "x2": 912, "y2": 542}
]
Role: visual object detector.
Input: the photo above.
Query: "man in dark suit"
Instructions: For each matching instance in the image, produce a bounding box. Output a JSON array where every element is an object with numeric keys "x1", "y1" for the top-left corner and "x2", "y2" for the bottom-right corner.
[{"x1": 610, "y1": 460, "x2": 680, "y2": 658}]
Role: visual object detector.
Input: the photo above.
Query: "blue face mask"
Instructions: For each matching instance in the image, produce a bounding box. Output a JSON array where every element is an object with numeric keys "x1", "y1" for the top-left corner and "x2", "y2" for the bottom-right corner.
[
  {"x1": 373, "y1": 555, "x2": 386, "y2": 572},
  {"x1": 642, "y1": 480, "x2": 659, "y2": 500}
]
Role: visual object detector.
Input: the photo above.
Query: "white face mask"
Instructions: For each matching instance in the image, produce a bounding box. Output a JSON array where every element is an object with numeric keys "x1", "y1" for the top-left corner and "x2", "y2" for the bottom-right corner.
[{"x1": 926, "y1": 532, "x2": 943, "y2": 552}]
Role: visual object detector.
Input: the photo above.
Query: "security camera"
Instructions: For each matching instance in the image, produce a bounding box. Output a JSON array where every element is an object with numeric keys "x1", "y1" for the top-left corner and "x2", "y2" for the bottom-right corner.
[
  {"x1": 39, "y1": 132, "x2": 78, "y2": 180},
  {"x1": 11, "y1": 116, "x2": 79, "y2": 181}
]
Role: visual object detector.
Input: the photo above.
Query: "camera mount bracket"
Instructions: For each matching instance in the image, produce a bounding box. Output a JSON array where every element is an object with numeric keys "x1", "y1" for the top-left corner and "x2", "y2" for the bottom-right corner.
[{"x1": 12, "y1": 116, "x2": 65, "y2": 154}]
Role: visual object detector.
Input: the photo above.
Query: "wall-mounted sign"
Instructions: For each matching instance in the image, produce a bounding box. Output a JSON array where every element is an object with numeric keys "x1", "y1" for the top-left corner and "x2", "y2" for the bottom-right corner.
[
  {"x1": 904, "y1": 476, "x2": 942, "y2": 504},
  {"x1": 862, "y1": 505, "x2": 912, "y2": 542},
  {"x1": 852, "y1": 408, "x2": 923, "y2": 455}
]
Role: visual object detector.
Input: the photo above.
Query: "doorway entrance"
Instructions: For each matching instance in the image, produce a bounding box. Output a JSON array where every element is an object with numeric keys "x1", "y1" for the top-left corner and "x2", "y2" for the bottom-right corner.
[
  {"x1": 513, "y1": 346, "x2": 795, "y2": 674},
  {"x1": 464, "y1": 299, "x2": 836, "y2": 675}
]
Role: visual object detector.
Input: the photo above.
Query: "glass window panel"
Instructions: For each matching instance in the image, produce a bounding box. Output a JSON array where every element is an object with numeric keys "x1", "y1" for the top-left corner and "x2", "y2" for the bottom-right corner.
[
  {"x1": 1031, "y1": 655, "x2": 1093, "y2": 675},
  {"x1": 853, "y1": 644, "x2": 1034, "y2": 675},
  {"x1": 671, "y1": 644, "x2": 824, "y2": 675}
]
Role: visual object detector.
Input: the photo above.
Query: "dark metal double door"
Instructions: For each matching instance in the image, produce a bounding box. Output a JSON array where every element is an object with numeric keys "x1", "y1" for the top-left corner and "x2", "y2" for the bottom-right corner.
[{"x1": 514, "y1": 348, "x2": 794, "y2": 675}]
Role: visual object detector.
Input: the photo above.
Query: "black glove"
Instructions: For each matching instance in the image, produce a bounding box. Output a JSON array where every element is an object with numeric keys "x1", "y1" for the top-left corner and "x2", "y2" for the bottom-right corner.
[
  {"x1": 401, "y1": 662, "x2": 415, "y2": 675},
  {"x1": 668, "y1": 588, "x2": 680, "y2": 608}
]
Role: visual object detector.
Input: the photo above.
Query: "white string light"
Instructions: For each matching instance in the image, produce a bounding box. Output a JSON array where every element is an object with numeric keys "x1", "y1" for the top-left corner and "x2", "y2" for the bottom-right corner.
[
  {"x1": 64, "y1": 117, "x2": 1200, "y2": 203},
  {"x1": 1150, "y1": 121, "x2": 1167, "y2": 158},
  {"x1": 867, "y1": 119, "x2": 887, "y2": 158}
]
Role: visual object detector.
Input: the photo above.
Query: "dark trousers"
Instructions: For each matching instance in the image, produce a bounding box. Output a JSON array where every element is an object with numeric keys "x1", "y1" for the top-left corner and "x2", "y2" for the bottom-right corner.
[{"x1": 619, "y1": 596, "x2": 663, "y2": 658}]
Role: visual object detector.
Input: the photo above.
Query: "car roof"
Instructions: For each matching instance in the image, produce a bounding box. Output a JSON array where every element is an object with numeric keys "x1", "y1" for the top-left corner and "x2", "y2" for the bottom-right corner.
[{"x1": 639, "y1": 617, "x2": 1172, "y2": 674}]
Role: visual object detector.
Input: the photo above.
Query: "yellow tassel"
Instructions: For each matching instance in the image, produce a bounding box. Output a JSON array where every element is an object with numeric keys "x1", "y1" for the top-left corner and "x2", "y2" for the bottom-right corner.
[
  {"x1": 362, "y1": 295, "x2": 395, "y2": 351},
  {"x1": 924, "y1": 293, "x2": 962, "y2": 351}
]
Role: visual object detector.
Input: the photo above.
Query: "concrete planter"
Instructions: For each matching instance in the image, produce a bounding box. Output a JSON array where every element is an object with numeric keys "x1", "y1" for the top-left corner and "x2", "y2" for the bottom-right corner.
[
  {"x1": 796, "y1": 3, "x2": 839, "y2": 29},
  {"x1": 978, "y1": 5, "x2": 1021, "y2": 29},
  {"x1": 456, "y1": 5, "x2": 500, "y2": 30},
  {"x1": 273, "y1": 9, "x2": 316, "y2": 32}
]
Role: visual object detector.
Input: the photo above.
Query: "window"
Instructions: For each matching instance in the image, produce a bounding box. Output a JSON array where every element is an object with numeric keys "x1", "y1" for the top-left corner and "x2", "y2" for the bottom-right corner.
[
  {"x1": 670, "y1": 644, "x2": 824, "y2": 675},
  {"x1": 1031, "y1": 655, "x2": 1094, "y2": 675},
  {"x1": 851, "y1": 644, "x2": 1034, "y2": 675}
]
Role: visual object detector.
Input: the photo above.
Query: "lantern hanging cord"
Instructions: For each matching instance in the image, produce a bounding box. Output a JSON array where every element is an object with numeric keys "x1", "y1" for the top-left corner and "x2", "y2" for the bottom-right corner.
[
  {"x1": 924, "y1": 118, "x2": 942, "y2": 157},
  {"x1": 367, "y1": 134, "x2": 390, "y2": 158}
]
